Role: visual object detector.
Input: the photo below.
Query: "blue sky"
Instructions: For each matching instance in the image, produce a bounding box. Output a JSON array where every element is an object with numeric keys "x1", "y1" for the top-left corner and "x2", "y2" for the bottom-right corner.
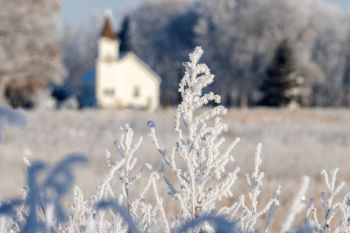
[
  {"x1": 61, "y1": 0, "x2": 349, "y2": 25},
  {"x1": 336, "y1": 0, "x2": 350, "y2": 6},
  {"x1": 61, "y1": 0, "x2": 140, "y2": 25}
]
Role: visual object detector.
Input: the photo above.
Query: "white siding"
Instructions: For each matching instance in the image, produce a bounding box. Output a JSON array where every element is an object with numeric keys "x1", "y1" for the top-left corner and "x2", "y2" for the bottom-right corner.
[
  {"x1": 96, "y1": 48, "x2": 160, "y2": 111},
  {"x1": 98, "y1": 38, "x2": 119, "y2": 61},
  {"x1": 96, "y1": 60, "x2": 121, "y2": 108},
  {"x1": 115, "y1": 55, "x2": 160, "y2": 111}
]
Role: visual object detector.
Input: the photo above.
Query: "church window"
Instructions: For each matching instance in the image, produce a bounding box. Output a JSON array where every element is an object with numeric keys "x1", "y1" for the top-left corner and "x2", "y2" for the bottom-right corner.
[
  {"x1": 103, "y1": 88, "x2": 115, "y2": 97},
  {"x1": 133, "y1": 86, "x2": 140, "y2": 98}
]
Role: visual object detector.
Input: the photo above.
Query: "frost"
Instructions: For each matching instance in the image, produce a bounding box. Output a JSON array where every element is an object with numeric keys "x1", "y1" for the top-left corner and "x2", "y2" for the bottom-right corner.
[{"x1": 1, "y1": 47, "x2": 350, "y2": 233}]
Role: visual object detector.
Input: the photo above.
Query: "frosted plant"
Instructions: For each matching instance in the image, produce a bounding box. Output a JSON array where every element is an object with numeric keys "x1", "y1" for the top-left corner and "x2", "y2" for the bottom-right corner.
[
  {"x1": 147, "y1": 47, "x2": 286, "y2": 233},
  {"x1": 236, "y1": 143, "x2": 281, "y2": 233},
  {"x1": 0, "y1": 154, "x2": 87, "y2": 233},
  {"x1": 174, "y1": 214, "x2": 239, "y2": 233},
  {"x1": 96, "y1": 124, "x2": 150, "y2": 206},
  {"x1": 281, "y1": 169, "x2": 350, "y2": 233},
  {"x1": 333, "y1": 192, "x2": 350, "y2": 233},
  {"x1": 64, "y1": 186, "x2": 92, "y2": 233},
  {"x1": 319, "y1": 168, "x2": 345, "y2": 232},
  {"x1": 57, "y1": 124, "x2": 164, "y2": 233},
  {"x1": 0, "y1": 216, "x2": 6, "y2": 232},
  {"x1": 96, "y1": 200, "x2": 143, "y2": 233},
  {"x1": 302, "y1": 168, "x2": 349, "y2": 233},
  {"x1": 79, "y1": 124, "x2": 155, "y2": 233},
  {"x1": 94, "y1": 172, "x2": 169, "y2": 233},
  {"x1": 149, "y1": 46, "x2": 241, "y2": 223},
  {"x1": 282, "y1": 176, "x2": 311, "y2": 233}
]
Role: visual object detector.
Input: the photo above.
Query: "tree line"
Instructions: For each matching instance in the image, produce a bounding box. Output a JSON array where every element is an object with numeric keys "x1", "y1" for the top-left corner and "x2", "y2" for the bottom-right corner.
[
  {"x1": 1, "y1": 0, "x2": 350, "y2": 108},
  {"x1": 0, "y1": 0, "x2": 63, "y2": 108},
  {"x1": 121, "y1": 0, "x2": 350, "y2": 108}
]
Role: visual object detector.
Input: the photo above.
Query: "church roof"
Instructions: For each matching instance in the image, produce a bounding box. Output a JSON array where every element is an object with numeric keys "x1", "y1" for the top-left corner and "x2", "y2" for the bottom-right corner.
[
  {"x1": 101, "y1": 14, "x2": 117, "y2": 40},
  {"x1": 121, "y1": 53, "x2": 161, "y2": 83},
  {"x1": 81, "y1": 53, "x2": 161, "y2": 84}
]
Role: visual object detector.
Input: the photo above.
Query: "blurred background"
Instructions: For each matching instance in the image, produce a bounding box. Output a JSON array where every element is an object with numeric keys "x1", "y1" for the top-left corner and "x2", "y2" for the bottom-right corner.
[{"x1": 1, "y1": 0, "x2": 350, "y2": 109}]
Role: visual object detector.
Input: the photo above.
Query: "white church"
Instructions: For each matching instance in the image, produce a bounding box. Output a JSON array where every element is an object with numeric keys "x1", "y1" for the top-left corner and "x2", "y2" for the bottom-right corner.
[{"x1": 80, "y1": 14, "x2": 161, "y2": 111}]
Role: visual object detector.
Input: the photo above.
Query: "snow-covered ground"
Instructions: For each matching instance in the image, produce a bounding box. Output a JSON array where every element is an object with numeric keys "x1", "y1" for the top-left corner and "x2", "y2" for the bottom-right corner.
[{"x1": 1, "y1": 108, "x2": 350, "y2": 229}]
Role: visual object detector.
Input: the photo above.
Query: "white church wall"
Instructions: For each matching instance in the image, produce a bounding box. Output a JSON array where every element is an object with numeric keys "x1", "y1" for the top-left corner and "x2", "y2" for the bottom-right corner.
[
  {"x1": 96, "y1": 60, "x2": 121, "y2": 108},
  {"x1": 98, "y1": 38, "x2": 119, "y2": 61},
  {"x1": 116, "y1": 55, "x2": 160, "y2": 111}
]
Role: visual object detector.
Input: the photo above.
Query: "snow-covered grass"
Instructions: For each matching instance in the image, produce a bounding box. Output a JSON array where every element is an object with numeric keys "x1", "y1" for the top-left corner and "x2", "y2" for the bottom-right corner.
[
  {"x1": 1, "y1": 110, "x2": 350, "y2": 232},
  {"x1": 1, "y1": 48, "x2": 350, "y2": 232},
  {"x1": 1, "y1": 108, "x2": 350, "y2": 198}
]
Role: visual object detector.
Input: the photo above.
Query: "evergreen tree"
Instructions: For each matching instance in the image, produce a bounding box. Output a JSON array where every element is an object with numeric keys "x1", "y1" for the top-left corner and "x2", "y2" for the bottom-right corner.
[
  {"x1": 259, "y1": 39, "x2": 307, "y2": 107},
  {"x1": 118, "y1": 16, "x2": 133, "y2": 53},
  {"x1": 342, "y1": 54, "x2": 350, "y2": 106}
]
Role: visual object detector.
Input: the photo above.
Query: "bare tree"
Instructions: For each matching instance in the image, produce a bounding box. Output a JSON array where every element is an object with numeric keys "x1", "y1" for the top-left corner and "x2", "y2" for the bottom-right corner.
[
  {"x1": 195, "y1": 0, "x2": 321, "y2": 107},
  {"x1": 128, "y1": 0, "x2": 196, "y2": 106},
  {"x1": 60, "y1": 16, "x2": 101, "y2": 98},
  {"x1": 0, "y1": 0, "x2": 64, "y2": 108}
]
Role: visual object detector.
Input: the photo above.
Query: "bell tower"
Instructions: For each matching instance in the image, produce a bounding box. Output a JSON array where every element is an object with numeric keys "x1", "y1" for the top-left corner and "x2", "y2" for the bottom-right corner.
[{"x1": 98, "y1": 11, "x2": 119, "y2": 61}]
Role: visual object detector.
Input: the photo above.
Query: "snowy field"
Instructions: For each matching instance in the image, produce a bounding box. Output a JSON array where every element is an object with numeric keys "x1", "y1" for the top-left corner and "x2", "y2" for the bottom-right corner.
[{"x1": 1, "y1": 108, "x2": 350, "y2": 229}]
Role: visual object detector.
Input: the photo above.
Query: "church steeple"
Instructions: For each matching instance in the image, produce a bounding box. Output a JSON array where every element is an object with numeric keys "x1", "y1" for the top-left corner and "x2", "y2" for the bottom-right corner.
[
  {"x1": 98, "y1": 11, "x2": 120, "y2": 61},
  {"x1": 101, "y1": 12, "x2": 117, "y2": 40}
]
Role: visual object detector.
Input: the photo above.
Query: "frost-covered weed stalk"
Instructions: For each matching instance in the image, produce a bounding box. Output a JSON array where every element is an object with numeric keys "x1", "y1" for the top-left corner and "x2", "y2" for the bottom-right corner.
[
  {"x1": 2, "y1": 47, "x2": 350, "y2": 233},
  {"x1": 149, "y1": 47, "x2": 280, "y2": 232},
  {"x1": 64, "y1": 125, "x2": 159, "y2": 233},
  {"x1": 150, "y1": 47, "x2": 241, "y2": 219}
]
